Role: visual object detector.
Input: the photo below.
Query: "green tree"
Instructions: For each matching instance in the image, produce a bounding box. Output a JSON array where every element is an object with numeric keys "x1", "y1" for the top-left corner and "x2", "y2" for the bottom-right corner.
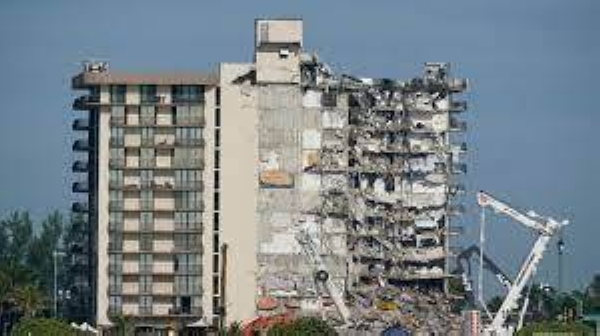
[
  {"x1": 11, "y1": 317, "x2": 76, "y2": 336},
  {"x1": 267, "y1": 317, "x2": 338, "y2": 336},
  {"x1": 13, "y1": 284, "x2": 47, "y2": 318},
  {"x1": 0, "y1": 211, "x2": 33, "y2": 264},
  {"x1": 27, "y1": 211, "x2": 64, "y2": 294}
]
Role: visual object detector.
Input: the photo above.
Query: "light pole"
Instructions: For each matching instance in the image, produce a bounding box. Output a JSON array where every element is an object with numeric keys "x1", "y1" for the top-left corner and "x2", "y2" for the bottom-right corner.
[{"x1": 53, "y1": 250, "x2": 66, "y2": 318}]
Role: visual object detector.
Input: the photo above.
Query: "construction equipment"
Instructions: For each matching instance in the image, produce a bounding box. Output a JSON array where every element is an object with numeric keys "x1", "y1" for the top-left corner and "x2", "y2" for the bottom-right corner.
[
  {"x1": 295, "y1": 228, "x2": 352, "y2": 325},
  {"x1": 454, "y1": 244, "x2": 513, "y2": 306},
  {"x1": 476, "y1": 191, "x2": 568, "y2": 335}
]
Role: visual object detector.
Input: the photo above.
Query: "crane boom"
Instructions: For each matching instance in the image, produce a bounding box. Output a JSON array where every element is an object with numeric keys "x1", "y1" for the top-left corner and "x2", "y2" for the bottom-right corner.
[
  {"x1": 295, "y1": 229, "x2": 352, "y2": 325},
  {"x1": 476, "y1": 191, "x2": 567, "y2": 335}
]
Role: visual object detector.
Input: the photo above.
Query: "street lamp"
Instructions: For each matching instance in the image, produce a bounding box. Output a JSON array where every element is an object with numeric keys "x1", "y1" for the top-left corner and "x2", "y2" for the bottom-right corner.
[{"x1": 53, "y1": 250, "x2": 66, "y2": 318}]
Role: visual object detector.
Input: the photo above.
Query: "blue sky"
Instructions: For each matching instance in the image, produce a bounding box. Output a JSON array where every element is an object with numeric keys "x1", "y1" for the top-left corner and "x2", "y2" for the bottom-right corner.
[{"x1": 0, "y1": 0, "x2": 598, "y2": 291}]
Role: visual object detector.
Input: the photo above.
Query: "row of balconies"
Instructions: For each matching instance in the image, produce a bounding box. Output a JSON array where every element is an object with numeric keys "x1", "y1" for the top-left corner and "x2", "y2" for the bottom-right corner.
[
  {"x1": 109, "y1": 137, "x2": 204, "y2": 148},
  {"x1": 114, "y1": 221, "x2": 203, "y2": 233},
  {"x1": 108, "y1": 305, "x2": 203, "y2": 318},
  {"x1": 73, "y1": 94, "x2": 205, "y2": 111},
  {"x1": 108, "y1": 200, "x2": 204, "y2": 212},
  {"x1": 110, "y1": 115, "x2": 205, "y2": 127},
  {"x1": 107, "y1": 179, "x2": 203, "y2": 191},
  {"x1": 108, "y1": 158, "x2": 204, "y2": 170},
  {"x1": 107, "y1": 241, "x2": 203, "y2": 254}
]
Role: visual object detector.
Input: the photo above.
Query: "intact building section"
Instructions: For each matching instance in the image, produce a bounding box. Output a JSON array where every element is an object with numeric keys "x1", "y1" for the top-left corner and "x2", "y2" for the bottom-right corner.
[{"x1": 70, "y1": 64, "x2": 218, "y2": 332}]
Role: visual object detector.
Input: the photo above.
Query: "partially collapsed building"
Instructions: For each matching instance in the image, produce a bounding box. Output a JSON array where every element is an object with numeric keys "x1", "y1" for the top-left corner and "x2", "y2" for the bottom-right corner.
[{"x1": 68, "y1": 18, "x2": 467, "y2": 333}]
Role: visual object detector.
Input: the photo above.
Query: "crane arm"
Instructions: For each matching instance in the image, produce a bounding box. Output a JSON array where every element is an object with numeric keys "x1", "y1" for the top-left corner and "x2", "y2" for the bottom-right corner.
[
  {"x1": 477, "y1": 191, "x2": 551, "y2": 235},
  {"x1": 296, "y1": 230, "x2": 352, "y2": 325}
]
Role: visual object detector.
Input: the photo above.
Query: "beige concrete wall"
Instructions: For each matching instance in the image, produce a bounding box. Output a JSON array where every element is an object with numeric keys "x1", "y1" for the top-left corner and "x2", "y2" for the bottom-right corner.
[
  {"x1": 201, "y1": 87, "x2": 216, "y2": 323},
  {"x1": 97, "y1": 107, "x2": 111, "y2": 326},
  {"x1": 256, "y1": 49, "x2": 301, "y2": 84},
  {"x1": 126, "y1": 85, "x2": 140, "y2": 105},
  {"x1": 219, "y1": 63, "x2": 259, "y2": 324},
  {"x1": 255, "y1": 19, "x2": 303, "y2": 46}
]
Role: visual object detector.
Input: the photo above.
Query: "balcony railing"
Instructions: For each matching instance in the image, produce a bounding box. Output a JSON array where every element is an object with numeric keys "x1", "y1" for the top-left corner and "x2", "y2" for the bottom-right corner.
[
  {"x1": 140, "y1": 159, "x2": 156, "y2": 168},
  {"x1": 174, "y1": 180, "x2": 203, "y2": 190},
  {"x1": 175, "y1": 264, "x2": 202, "y2": 274},
  {"x1": 175, "y1": 116, "x2": 205, "y2": 127},
  {"x1": 141, "y1": 137, "x2": 154, "y2": 147},
  {"x1": 140, "y1": 116, "x2": 156, "y2": 126},
  {"x1": 109, "y1": 201, "x2": 124, "y2": 211},
  {"x1": 73, "y1": 95, "x2": 100, "y2": 110},
  {"x1": 72, "y1": 118, "x2": 90, "y2": 131},
  {"x1": 110, "y1": 116, "x2": 126, "y2": 126},
  {"x1": 109, "y1": 137, "x2": 124, "y2": 147},
  {"x1": 174, "y1": 138, "x2": 204, "y2": 147},
  {"x1": 72, "y1": 160, "x2": 88, "y2": 173},
  {"x1": 72, "y1": 139, "x2": 91, "y2": 152},
  {"x1": 109, "y1": 158, "x2": 125, "y2": 168},
  {"x1": 72, "y1": 181, "x2": 89, "y2": 193},
  {"x1": 173, "y1": 159, "x2": 204, "y2": 169}
]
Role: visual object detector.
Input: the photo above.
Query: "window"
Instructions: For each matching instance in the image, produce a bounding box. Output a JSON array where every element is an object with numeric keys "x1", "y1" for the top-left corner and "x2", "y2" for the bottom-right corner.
[
  {"x1": 141, "y1": 190, "x2": 153, "y2": 210},
  {"x1": 141, "y1": 127, "x2": 154, "y2": 144},
  {"x1": 109, "y1": 295, "x2": 122, "y2": 314},
  {"x1": 109, "y1": 211, "x2": 123, "y2": 231},
  {"x1": 141, "y1": 148, "x2": 155, "y2": 167},
  {"x1": 140, "y1": 232, "x2": 153, "y2": 251},
  {"x1": 215, "y1": 108, "x2": 221, "y2": 127},
  {"x1": 109, "y1": 231, "x2": 123, "y2": 252},
  {"x1": 140, "y1": 85, "x2": 157, "y2": 104},
  {"x1": 214, "y1": 150, "x2": 220, "y2": 169},
  {"x1": 109, "y1": 253, "x2": 122, "y2": 273},
  {"x1": 213, "y1": 192, "x2": 219, "y2": 211},
  {"x1": 109, "y1": 274, "x2": 122, "y2": 293},
  {"x1": 215, "y1": 88, "x2": 221, "y2": 106},
  {"x1": 215, "y1": 129, "x2": 220, "y2": 148},
  {"x1": 140, "y1": 254, "x2": 152, "y2": 273},
  {"x1": 214, "y1": 173, "x2": 220, "y2": 190},
  {"x1": 110, "y1": 85, "x2": 126, "y2": 104},
  {"x1": 140, "y1": 106, "x2": 155, "y2": 124},
  {"x1": 140, "y1": 212, "x2": 153, "y2": 231},
  {"x1": 111, "y1": 106, "x2": 125, "y2": 123},
  {"x1": 139, "y1": 295, "x2": 153, "y2": 315},
  {"x1": 140, "y1": 170, "x2": 153, "y2": 187},
  {"x1": 172, "y1": 85, "x2": 203, "y2": 103},
  {"x1": 140, "y1": 275, "x2": 152, "y2": 294}
]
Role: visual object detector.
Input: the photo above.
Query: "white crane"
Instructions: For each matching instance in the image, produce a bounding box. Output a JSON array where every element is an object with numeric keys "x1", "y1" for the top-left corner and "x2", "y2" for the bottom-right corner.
[
  {"x1": 295, "y1": 229, "x2": 352, "y2": 325},
  {"x1": 476, "y1": 191, "x2": 568, "y2": 335}
]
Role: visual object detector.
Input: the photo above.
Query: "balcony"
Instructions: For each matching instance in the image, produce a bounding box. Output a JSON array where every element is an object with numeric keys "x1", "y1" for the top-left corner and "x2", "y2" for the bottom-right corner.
[
  {"x1": 73, "y1": 95, "x2": 100, "y2": 110},
  {"x1": 174, "y1": 138, "x2": 204, "y2": 147},
  {"x1": 109, "y1": 158, "x2": 125, "y2": 169},
  {"x1": 449, "y1": 118, "x2": 467, "y2": 132},
  {"x1": 173, "y1": 159, "x2": 204, "y2": 169},
  {"x1": 140, "y1": 116, "x2": 155, "y2": 126},
  {"x1": 140, "y1": 159, "x2": 156, "y2": 169},
  {"x1": 174, "y1": 180, "x2": 203, "y2": 190},
  {"x1": 71, "y1": 202, "x2": 89, "y2": 213},
  {"x1": 175, "y1": 116, "x2": 205, "y2": 127},
  {"x1": 72, "y1": 118, "x2": 90, "y2": 131},
  {"x1": 140, "y1": 96, "x2": 161, "y2": 104},
  {"x1": 448, "y1": 204, "x2": 466, "y2": 216},
  {"x1": 449, "y1": 100, "x2": 467, "y2": 113},
  {"x1": 72, "y1": 160, "x2": 88, "y2": 173},
  {"x1": 176, "y1": 201, "x2": 204, "y2": 212},
  {"x1": 175, "y1": 264, "x2": 202, "y2": 275},
  {"x1": 109, "y1": 180, "x2": 123, "y2": 189},
  {"x1": 140, "y1": 137, "x2": 154, "y2": 147},
  {"x1": 445, "y1": 78, "x2": 468, "y2": 93},
  {"x1": 72, "y1": 181, "x2": 89, "y2": 193},
  {"x1": 72, "y1": 139, "x2": 91, "y2": 152},
  {"x1": 109, "y1": 201, "x2": 124, "y2": 211},
  {"x1": 110, "y1": 116, "x2": 126, "y2": 126}
]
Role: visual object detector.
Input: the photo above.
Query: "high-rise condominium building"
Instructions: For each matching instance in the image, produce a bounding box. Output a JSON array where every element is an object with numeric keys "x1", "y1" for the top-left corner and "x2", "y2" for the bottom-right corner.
[{"x1": 68, "y1": 19, "x2": 467, "y2": 334}]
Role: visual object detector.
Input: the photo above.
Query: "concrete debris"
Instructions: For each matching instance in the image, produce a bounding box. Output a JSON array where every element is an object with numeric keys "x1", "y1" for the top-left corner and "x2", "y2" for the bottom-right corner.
[{"x1": 258, "y1": 56, "x2": 467, "y2": 334}]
